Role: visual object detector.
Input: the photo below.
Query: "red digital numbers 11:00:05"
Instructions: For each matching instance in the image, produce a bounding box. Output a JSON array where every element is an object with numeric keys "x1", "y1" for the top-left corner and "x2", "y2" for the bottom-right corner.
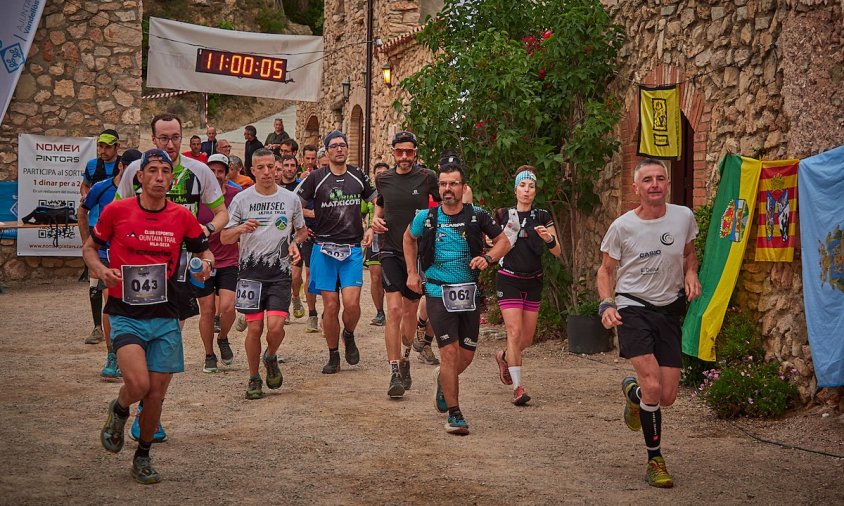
[{"x1": 195, "y1": 49, "x2": 287, "y2": 83}]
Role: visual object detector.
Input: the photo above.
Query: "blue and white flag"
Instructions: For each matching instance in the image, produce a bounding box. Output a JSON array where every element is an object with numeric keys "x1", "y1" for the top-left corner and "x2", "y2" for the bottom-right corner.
[
  {"x1": 0, "y1": 0, "x2": 47, "y2": 123},
  {"x1": 799, "y1": 145, "x2": 844, "y2": 387}
]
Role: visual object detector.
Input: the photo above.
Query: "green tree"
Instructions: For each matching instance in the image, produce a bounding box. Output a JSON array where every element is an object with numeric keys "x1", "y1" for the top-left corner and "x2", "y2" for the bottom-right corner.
[{"x1": 396, "y1": 0, "x2": 625, "y2": 316}]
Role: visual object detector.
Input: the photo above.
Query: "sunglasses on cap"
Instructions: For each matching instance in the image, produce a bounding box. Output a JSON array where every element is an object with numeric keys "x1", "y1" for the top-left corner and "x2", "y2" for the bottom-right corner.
[{"x1": 391, "y1": 130, "x2": 417, "y2": 146}]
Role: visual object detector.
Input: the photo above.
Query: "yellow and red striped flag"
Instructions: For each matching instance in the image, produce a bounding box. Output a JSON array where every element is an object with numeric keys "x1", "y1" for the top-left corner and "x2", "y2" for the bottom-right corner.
[{"x1": 755, "y1": 161, "x2": 799, "y2": 262}]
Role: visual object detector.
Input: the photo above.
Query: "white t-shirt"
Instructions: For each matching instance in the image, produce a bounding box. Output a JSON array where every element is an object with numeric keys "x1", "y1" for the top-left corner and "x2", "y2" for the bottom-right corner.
[
  {"x1": 600, "y1": 204, "x2": 698, "y2": 307},
  {"x1": 116, "y1": 155, "x2": 224, "y2": 216},
  {"x1": 225, "y1": 185, "x2": 304, "y2": 282}
]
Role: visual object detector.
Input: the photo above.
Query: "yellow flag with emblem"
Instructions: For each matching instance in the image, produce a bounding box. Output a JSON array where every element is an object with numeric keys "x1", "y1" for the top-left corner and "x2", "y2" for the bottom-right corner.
[{"x1": 637, "y1": 85, "x2": 681, "y2": 160}]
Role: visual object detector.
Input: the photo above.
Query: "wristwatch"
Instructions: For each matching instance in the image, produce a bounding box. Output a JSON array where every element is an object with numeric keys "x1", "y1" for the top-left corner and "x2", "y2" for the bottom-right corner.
[
  {"x1": 483, "y1": 254, "x2": 493, "y2": 264},
  {"x1": 203, "y1": 258, "x2": 214, "y2": 269},
  {"x1": 205, "y1": 223, "x2": 216, "y2": 234}
]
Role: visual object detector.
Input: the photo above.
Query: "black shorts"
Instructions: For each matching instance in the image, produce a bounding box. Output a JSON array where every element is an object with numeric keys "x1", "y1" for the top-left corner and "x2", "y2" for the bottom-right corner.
[
  {"x1": 173, "y1": 277, "x2": 199, "y2": 320},
  {"x1": 194, "y1": 266, "x2": 238, "y2": 298},
  {"x1": 239, "y1": 277, "x2": 292, "y2": 315},
  {"x1": 426, "y1": 296, "x2": 480, "y2": 352},
  {"x1": 617, "y1": 306, "x2": 682, "y2": 367},
  {"x1": 301, "y1": 239, "x2": 314, "y2": 268},
  {"x1": 496, "y1": 271, "x2": 542, "y2": 312},
  {"x1": 380, "y1": 252, "x2": 422, "y2": 301},
  {"x1": 364, "y1": 246, "x2": 380, "y2": 266}
]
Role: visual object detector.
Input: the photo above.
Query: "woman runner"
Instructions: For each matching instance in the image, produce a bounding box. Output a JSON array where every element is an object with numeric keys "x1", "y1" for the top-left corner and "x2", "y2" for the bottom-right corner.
[{"x1": 494, "y1": 167, "x2": 561, "y2": 405}]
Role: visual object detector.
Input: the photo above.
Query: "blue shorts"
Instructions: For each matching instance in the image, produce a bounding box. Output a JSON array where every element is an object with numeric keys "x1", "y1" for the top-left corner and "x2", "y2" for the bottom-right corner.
[
  {"x1": 110, "y1": 315, "x2": 185, "y2": 373},
  {"x1": 308, "y1": 244, "x2": 364, "y2": 293}
]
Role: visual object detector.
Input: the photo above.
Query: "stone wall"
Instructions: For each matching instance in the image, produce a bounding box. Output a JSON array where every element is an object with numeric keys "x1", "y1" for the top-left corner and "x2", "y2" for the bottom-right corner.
[
  {"x1": 586, "y1": 0, "x2": 844, "y2": 401},
  {"x1": 0, "y1": 0, "x2": 143, "y2": 283}
]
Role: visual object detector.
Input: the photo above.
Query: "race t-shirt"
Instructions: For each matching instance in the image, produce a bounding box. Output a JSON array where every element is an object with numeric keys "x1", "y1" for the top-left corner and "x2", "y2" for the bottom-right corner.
[
  {"x1": 226, "y1": 186, "x2": 304, "y2": 282},
  {"x1": 116, "y1": 155, "x2": 224, "y2": 216},
  {"x1": 409, "y1": 205, "x2": 501, "y2": 297},
  {"x1": 93, "y1": 196, "x2": 208, "y2": 319},
  {"x1": 375, "y1": 165, "x2": 439, "y2": 253},
  {"x1": 182, "y1": 151, "x2": 209, "y2": 164},
  {"x1": 82, "y1": 177, "x2": 119, "y2": 259},
  {"x1": 297, "y1": 165, "x2": 375, "y2": 244},
  {"x1": 198, "y1": 184, "x2": 240, "y2": 269},
  {"x1": 82, "y1": 157, "x2": 118, "y2": 186},
  {"x1": 494, "y1": 207, "x2": 553, "y2": 275},
  {"x1": 281, "y1": 179, "x2": 300, "y2": 193},
  {"x1": 600, "y1": 204, "x2": 698, "y2": 307}
]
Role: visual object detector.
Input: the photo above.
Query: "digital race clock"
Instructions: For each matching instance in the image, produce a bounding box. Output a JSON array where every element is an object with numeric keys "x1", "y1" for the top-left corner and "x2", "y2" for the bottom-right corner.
[{"x1": 195, "y1": 48, "x2": 287, "y2": 83}]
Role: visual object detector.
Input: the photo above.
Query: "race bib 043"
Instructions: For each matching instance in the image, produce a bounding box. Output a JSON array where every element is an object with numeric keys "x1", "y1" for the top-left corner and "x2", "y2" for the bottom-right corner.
[{"x1": 121, "y1": 264, "x2": 167, "y2": 305}]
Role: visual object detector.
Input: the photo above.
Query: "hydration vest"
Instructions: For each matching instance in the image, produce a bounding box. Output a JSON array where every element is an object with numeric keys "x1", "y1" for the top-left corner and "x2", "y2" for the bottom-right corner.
[{"x1": 418, "y1": 205, "x2": 484, "y2": 273}]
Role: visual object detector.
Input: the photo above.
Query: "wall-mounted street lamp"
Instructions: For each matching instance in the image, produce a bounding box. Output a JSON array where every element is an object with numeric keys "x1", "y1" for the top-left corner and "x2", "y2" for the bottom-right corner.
[
  {"x1": 342, "y1": 77, "x2": 351, "y2": 101},
  {"x1": 382, "y1": 61, "x2": 392, "y2": 88}
]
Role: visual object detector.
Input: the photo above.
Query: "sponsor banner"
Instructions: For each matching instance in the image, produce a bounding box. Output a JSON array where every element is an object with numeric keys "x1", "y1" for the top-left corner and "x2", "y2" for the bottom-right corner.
[
  {"x1": 17, "y1": 134, "x2": 96, "y2": 256},
  {"x1": 147, "y1": 17, "x2": 323, "y2": 102},
  {"x1": 0, "y1": 0, "x2": 47, "y2": 123}
]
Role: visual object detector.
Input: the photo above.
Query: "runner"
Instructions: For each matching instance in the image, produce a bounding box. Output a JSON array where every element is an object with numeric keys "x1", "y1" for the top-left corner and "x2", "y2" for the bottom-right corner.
[
  {"x1": 371, "y1": 131, "x2": 440, "y2": 399},
  {"x1": 492, "y1": 168, "x2": 561, "y2": 405},
  {"x1": 78, "y1": 149, "x2": 143, "y2": 378},
  {"x1": 228, "y1": 155, "x2": 254, "y2": 190},
  {"x1": 80, "y1": 129, "x2": 121, "y2": 345},
  {"x1": 300, "y1": 144, "x2": 318, "y2": 178},
  {"x1": 365, "y1": 161, "x2": 390, "y2": 329},
  {"x1": 182, "y1": 135, "x2": 208, "y2": 163},
  {"x1": 221, "y1": 148, "x2": 307, "y2": 399},
  {"x1": 404, "y1": 156, "x2": 510, "y2": 433},
  {"x1": 596, "y1": 158, "x2": 701, "y2": 488},
  {"x1": 196, "y1": 154, "x2": 240, "y2": 373},
  {"x1": 86, "y1": 148, "x2": 213, "y2": 484},
  {"x1": 297, "y1": 130, "x2": 375, "y2": 374},
  {"x1": 276, "y1": 154, "x2": 307, "y2": 319},
  {"x1": 116, "y1": 113, "x2": 227, "y2": 442}
]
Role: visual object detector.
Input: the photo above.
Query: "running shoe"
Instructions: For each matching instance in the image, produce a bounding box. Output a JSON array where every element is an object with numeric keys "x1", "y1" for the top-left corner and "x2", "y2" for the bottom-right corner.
[
  {"x1": 131, "y1": 455, "x2": 161, "y2": 485},
  {"x1": 292, "y1": 297, "x2": 306, "y2": 319},
  {"x1": 203, "y1": 354, "x2": 218, "y2": 373},
  {"x1": 218, "y1": 338, "x2": 234, "y2": 365},
  {"x1": 213, "y1": 314, "x2": 221, "y2": 333},
  {"x1": 101, "y1": 352, "x2": 120, "y2": 379},
  {"x1": 387, "y1": 372, "x2": 405, "y2": 399},
  {"x1": 322, "y1": 353, "x2": 341, "y2": 374},
  {"x1": 495, "y1": 350, "x2": 513, "y2": 385},
  {"x1": 305, "y1": 315, "x2": 319, "y2": 333},
  {"x1": 445, "y1": 413, "x2": 469, "y2": 435},
  {"x1": 343, "y1": 330, "x2": 360, "y2": 365},
  {"x1": 264, "y1": 352, "x2": 283, "y2": 389},
  {"x1": 370, "y1": 310, "x2": 386, "y2": 326},
  {"x1": 101, "y1": 399, "x2": 128, "y2": 453},
  {"x1": 512, "y1": 386, "x2": 531, "y2": 406},
  {"x1": 399, "y1": 358, "x2": 412, "y2": 390},
  {"x1": 621, "y1": 376, "x2": 642, "y2": 431},
  {"x1": 433, "y1": 366, "x2": 447, "y2": 413},
  {"x1": 246, "y1": 375, "x2": 263, "y2": 400},
  {"x1": 235, "y1": 314, "x2": 247, "y2": 332},
  {"x1": 129, "y1": 405, "x2": 168, "y2": 443},
  {"x1": 646, "y1": 456, "x2": 674, "y2": 488},
  {"x1": 413, "y1": 336, "x2": 440, "y2": 365},
  {"x1": 85, "y1": 326, "x2": 104, "y2": 345}
]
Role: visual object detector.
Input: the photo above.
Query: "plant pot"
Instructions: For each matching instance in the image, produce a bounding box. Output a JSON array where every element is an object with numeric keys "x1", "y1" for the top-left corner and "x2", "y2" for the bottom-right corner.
[{"x1": 566, "y1": 315, "x2": 612, "y2": 354}]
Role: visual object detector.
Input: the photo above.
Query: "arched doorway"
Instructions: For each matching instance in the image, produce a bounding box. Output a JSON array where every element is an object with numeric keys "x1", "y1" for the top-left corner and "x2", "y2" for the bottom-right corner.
[
  {"x1": 669, "y1": 114, "x2": 695, "y2": 208},
  {"x1": 350, "y1": 105, "x2": 363, "y2": 167},
  {"x1": 304, "y1": 115, "x2": 320, "y2": 147}
]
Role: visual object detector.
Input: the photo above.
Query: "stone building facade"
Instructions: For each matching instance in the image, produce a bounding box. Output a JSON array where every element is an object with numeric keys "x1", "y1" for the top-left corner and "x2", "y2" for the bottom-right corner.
[
  {"x1": 0, "y1": 0, "x2": 143, "y2": 282},
  {"x1": 302, "y1": 0, "x2": 843, "y2": 401}
]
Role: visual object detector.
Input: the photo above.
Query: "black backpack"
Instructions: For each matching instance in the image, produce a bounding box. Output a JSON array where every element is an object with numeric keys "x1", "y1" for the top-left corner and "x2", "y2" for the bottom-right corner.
[
  {"x1": 418, "y1": 206, "x2": 484, "y2": 276},
  {"x1": 88, "y1": 156, "x2": 119, "y2": 185}
]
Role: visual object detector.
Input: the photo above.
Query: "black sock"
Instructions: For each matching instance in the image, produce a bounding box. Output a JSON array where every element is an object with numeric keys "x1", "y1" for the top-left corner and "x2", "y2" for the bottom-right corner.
[
  {"x1": 309, "y1": 309, "x2": 318, "y2": 317},
  {"x1": 640, "y1": 402, "x2": 662, "y2": 460},
  {"x1": 343, "y1": 328, "x2": 354, "y2": 340},
  {"x1": 424, "y1": 334, "x2": 434, "y2": 345},
  {"x1": 113, "y1": 400, "x2": 130, "y2": 418},
  {"x1": 417, "y1": 318, "x2": 426, "y2": 329},
  {"x1": 448, "y1": 406, "x2": 461, "y2": 417},
  {"x1": 89, "y1": 286, "x2": 102, "y2": 327},
  {"x1": 134, "y1": 439, "x2": 152, "y2": 459},
  {"x1": 206, "y1": 353, "x2": 215, "y2": 358},
  {"x1": 329, "y1": 347, "x2": 339, "y2": 357},
  {"x1": 627, "y1": 385, "x2": 642, "y2": 405}
]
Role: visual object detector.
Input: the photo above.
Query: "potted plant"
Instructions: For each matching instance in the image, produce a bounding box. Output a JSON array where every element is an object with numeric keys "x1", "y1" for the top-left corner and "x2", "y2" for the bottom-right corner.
[{"x1": 565, "y1": 290, "x2": 613, "y2": 354}]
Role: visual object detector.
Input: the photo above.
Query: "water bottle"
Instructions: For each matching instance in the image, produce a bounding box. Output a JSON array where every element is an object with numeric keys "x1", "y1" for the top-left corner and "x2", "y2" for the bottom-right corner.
[{"x1": 189, "y1": 257, "x2": 204, "y2": 288}]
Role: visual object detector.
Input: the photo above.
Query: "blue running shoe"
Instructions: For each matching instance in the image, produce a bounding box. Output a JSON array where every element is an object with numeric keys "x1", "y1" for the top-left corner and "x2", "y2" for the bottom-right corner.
[
  {"x1": 445, "y1": 413, "x2": 469, "y2": 435},
  {"x1": 101, "y1": 352, "x2": 119, "y2": 379},
  {"x1": 433, "y1": 366, "x2": 447, "y2": 413},
  {"x1": 129, "y1": 404, "x2": 168, "y2": 443}
]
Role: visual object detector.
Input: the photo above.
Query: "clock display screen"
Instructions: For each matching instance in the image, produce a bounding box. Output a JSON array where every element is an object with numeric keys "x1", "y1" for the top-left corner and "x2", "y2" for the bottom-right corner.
[{"x1": 195, "y1": 49, "x2": 287, "y2": 82}]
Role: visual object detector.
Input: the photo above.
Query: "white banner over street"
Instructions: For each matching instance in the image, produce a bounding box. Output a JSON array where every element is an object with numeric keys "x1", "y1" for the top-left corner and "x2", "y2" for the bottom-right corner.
[
  {"x1": 147, "y1": 17, "x2": 323, "y2": 102},
  {"x1": 17, "y1": 134, "x2": 95, "y2": 257},
  {"x1": 0, "y1": 0, "x2": 47, "y2": 123}
]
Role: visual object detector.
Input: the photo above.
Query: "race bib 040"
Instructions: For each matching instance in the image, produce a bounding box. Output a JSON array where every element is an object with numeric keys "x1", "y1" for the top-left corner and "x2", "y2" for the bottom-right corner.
[{"x1": 235, "y1": 278, "x2": 262, "y2": 311}]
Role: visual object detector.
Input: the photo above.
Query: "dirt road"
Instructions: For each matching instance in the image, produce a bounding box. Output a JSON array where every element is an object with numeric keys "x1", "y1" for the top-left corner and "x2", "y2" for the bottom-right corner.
[{"x1": 0, "y1": 278, "x2": 842, "y2": 504}]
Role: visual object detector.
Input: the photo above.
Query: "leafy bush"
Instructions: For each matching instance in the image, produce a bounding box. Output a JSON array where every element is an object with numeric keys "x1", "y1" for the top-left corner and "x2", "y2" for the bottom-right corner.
[
  {"x1": 257, "y1": 7, "x2": 287, "y2": 33},
  {"x1": 218, "y1": 20, "x2": 235, "y2": 30},
  {"x1": 700, "y1": 362, "x2": 798, "y2": 418},
  {"x1": 693, "y1": 202, "x2": 712, "y2": 265},
  {"x1": 716, "y1": 309, "x2": 764, "y2": 364},
  {"x1": 681, "y1": 353, "x2": 711, "y2": 387}
]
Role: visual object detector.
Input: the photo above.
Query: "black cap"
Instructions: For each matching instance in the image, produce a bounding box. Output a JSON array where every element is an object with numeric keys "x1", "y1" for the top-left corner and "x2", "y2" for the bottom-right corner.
[
  {"x1": 120, "y1": 149, "x2": 142, "y2": 167},
  {"x1": 438, "y1": 153, "x2": 462, "y2": 170},
  {"x1": 391, "y1": 130, "x2": 417, "y2": 147}
]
